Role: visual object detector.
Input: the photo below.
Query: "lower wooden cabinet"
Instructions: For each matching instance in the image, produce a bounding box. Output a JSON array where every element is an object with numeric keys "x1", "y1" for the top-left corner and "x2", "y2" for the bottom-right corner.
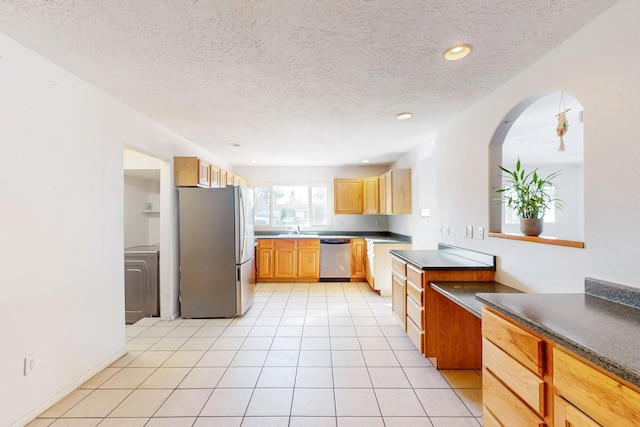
[
  {"x1": 350, "y1": 238, "x2": 367, "y2": 281},
  {"x1": 482, "y1": 307, "x2": 640, "y2": 427},
  {"x1": 391, "y1": 256, "x2": 407, "y2": 325},
  {"x1": 482, "y1": 308, "x2": 549, "y2": 426},
  {"x1": 257, "y1": 239, "x2": 319, "y2": 281},
  {"x1": 257, "y1": 247, "x2": 274, "y2": 279},
  {"x1": 297, "y1": 243, "x2": 320, "y2": 280},
  {"x1": 554, "y1": 395, "x2": 601, "y2": 427},
  {"x1": 553, "y1": 347, "x2": 640, "y2": 427},
  {"x1": 274, "y1": 240, "x2": 296, "y2": 279}
]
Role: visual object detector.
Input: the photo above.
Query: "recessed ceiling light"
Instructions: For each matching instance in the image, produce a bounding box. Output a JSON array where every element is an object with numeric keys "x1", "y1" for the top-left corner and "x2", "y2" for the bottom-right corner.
[
  {"x1": 250, "y1": 160, "x2": 258, "y2": 163},
  {"x1": 396, "y1": 112, "x2": 413, "y2": 120},
  {"x1": 228, "y1": 143, "x2": 240, "y2": 147},
  {"x1": 307, "y1": 160, "x2": 315, "y2": 164},
  {"x1": 362, "y1": 160, "x2": 370, "y2": 163},
  {"x1": 444, "y1": 44, "x2": 472, "y2": 61}
]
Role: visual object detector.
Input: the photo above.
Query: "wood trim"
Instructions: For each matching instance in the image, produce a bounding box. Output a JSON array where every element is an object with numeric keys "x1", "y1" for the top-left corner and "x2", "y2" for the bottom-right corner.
[{"x1": 489, "y1": 232, "x2": 584, "y2": 248}]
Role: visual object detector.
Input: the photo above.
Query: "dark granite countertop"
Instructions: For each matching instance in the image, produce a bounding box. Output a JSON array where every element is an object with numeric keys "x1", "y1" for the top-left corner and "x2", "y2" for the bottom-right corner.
[
  {"x1": 430, "y1": 281, "x2": 522, "y2": 318},
  {"x1": 254, "y1": 232, "x2": 411, "y2": 244},
  {"x1": 477, "y1": 289, "x2": 640, "y2": 388},
  {"x1": 389, "y1": 249, "x2": 495, "y2": 271}
]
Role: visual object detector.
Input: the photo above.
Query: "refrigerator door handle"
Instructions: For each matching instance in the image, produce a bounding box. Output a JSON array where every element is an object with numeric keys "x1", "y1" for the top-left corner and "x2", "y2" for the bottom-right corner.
[{"x1": 238, "y1": 188, "x2": 246, "y2": 263}]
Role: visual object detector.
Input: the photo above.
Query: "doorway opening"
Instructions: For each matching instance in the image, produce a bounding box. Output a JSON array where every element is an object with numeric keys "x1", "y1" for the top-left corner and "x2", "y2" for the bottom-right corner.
[{"x1": 124, "y1": 148, "x2": 165, "y2": 324}]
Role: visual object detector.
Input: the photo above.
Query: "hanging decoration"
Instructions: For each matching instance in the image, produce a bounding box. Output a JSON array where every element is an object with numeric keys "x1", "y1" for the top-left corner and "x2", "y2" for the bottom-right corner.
[{"x1": 556, "y1": 92, "x2": 571, "y2": 152}]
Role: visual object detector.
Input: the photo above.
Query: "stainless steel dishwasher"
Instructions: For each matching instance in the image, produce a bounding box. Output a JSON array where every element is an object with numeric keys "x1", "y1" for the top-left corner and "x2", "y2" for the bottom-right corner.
[{"x1": 320, "y1": 239, "x2": 351, "y2": 281}]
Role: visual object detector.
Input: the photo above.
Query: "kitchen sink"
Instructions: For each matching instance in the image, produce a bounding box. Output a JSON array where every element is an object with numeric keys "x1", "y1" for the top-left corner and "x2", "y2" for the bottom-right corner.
[{"x1": 276, "y1": 233, "x2": 319, "y2": 238}]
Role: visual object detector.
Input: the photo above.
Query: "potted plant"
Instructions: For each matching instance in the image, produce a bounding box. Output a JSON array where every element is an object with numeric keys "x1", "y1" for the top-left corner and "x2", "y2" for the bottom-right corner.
[{"x1": 496, "y1": 158, "x2": 563, "y2": 237}]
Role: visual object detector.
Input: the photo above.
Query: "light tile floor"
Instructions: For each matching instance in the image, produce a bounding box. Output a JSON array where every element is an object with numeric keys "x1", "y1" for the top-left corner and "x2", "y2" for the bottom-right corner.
[{"x1": 28, "y1": 282, "x2": 483, "y2": 427}]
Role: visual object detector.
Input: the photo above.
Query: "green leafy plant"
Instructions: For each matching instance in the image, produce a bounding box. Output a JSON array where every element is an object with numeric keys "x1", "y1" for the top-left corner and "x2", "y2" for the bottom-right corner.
[{"x1": 496, "y1": 158, "x2": 563, "y2": 219}]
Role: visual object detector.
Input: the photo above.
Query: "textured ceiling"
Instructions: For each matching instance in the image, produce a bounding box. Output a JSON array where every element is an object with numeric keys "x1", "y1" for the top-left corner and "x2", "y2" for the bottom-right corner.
[{"x1": 0, "y1": 0, "x2": 616, "y2": 166}]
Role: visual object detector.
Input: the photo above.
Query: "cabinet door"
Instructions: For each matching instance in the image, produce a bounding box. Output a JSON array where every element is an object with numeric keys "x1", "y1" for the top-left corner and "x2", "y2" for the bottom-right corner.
[
  {"x1": 350, "y1": 238, "x2": 367, "y2": 279},
  {"x1": 219, "y1": 170, "x2": 227, "y2": 188},
  {"x1": 383, "y1": 171, "x2": 392, "y2": 214},
  {"x1": 391, "y1": 169, "x2": 411, "y2": 214},
  {"x1": 174, "y1": 157, "x2": 199, "y2": 187},
  {"x1": 363, "y1": 177, "x2": 379, "y2": 214},
  {"x1": 274, "y1": 240, "x2": 296, "y2": 278},
  {"x1": 391, "y1": 272, "x2": 406, "y2": 326},
  {"x1": 210, "y1": 166, "x2": 220, "y2": 188},
  {"x1": 379, "y1": 174, "x2": 388, "y2": 214},
  {"x1": 198, "y1": 159, "x2": 211, "y2": 187},
  {"x1": 257, "y1": 247, "x2": 274, "y2": 279},
  {"x1": 298, "y1": 247, "x2": 320, "y2": 280},
  {"x1": 334, "y1": 178, "x2": 363, "y2": 214}
]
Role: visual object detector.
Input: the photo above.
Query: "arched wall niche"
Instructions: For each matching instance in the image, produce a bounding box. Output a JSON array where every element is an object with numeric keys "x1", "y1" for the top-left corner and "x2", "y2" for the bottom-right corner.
[{"x1": 488, "y1": 92, "x2": 585, "y2": 247}]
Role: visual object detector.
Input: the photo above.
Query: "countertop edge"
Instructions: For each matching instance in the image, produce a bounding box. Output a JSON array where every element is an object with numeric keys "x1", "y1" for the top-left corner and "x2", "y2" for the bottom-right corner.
[
  {"x1": 476, "y1": 294, "x2": 640, "y2": 389},
  {"x1": 389, "y1": 250, "x2": 495, "y2": 271}
]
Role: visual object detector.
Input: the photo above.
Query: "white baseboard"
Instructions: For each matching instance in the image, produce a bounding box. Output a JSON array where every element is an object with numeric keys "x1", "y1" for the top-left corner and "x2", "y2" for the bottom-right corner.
[{"x1": 12, "y1": 348, "x2": 127, "y2": 427}]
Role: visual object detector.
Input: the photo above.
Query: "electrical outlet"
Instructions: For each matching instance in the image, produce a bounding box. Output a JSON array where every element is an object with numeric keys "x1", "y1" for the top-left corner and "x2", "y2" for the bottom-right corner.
[
  {"x1": 478, "y1": 227, "x2": 485, "y2": 240},
  {"x1": 445, "y1": 226, "x2": 450, "y2": 236},
  {"x1": 466, "y1": 225, "x2": 473, "y2": 239},
  {"x1": 439, "y1": 225, "x2": 443, "y2": 234},
  {"x1": 24, "y1": 355, "x2": 36, "y2": 376}
]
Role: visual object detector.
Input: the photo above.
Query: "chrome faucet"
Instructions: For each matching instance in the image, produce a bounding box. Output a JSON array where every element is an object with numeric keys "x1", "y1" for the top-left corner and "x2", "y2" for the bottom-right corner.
[{"x1": 288, "y1": 225, "x2": 301, "y2": 235}]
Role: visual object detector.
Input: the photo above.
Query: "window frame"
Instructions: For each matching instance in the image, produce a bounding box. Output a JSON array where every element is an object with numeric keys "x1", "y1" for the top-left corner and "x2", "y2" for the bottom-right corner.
[{"x1": 253, "y1": 182, "x2": 332, "y2": 229}]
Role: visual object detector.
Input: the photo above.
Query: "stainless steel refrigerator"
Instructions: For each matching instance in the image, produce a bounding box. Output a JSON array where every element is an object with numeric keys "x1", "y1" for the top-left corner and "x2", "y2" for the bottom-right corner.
[{"x1": 178, "y1": 186, "x2": 255, "y2": 318}]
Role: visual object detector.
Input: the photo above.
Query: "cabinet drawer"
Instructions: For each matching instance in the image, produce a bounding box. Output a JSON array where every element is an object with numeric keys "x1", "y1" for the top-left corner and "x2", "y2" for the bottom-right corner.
[
  {"x1": 297, "y1": 239, "x2": 320, "y2": 248},
  {"x1": 275, "y1": 239, "x2": 296, "y2": 250},
  {"x1": 391, "y1": 256, "x2": 407, "y2": 277},
  {"x1": 406, "y1": 280, "x2": 423, "y2": 306},
  {"x1": 483, "y1": 409, "x2": 502, "y2": 427},
  {"x1": 406, "y1": 296, "x2": 424, "y2": 329},
  {"x1": 482, "y1": 308, "x2": 545, "y2": 376},
  {"x1": 406, "y1": 317, "x2": 424, "y2": 353},
  {"x1": 406, "y1": 264, "x2": 423, "y2": 288},
  {"x1": 258, "y1": 239, "x2": 275, "y2": 249},
  {"x1": 554, "y1": 395, "x2": 601, "y2": 427},
  {"x1": 483, "y1": 369, "x2": 546, "y2": 427},
  {"x1": 483, "y1": 338, "x2": 546, "y2": 416},
  {"x1": 553, "y1": 348, "x2": 640, "y2": 427}
]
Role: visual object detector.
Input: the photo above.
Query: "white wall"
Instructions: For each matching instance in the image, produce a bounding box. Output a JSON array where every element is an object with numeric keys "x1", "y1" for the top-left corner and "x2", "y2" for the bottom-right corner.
[
  {"x1": 0, "y1": 32, "x2": 229, "y2": 426},
  {"x1": 397, "y1": 0, "x2": 640, "y2": 292},
  {"x1": 124, "y1": 175, "x2": 160, "y2": 247},
  {"x1": 235, "y1": 165, "x2": 394, "y2": 233}
]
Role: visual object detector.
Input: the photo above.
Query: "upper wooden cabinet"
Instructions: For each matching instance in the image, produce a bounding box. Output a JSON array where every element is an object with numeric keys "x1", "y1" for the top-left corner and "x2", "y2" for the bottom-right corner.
[
  {"x1": 334, "y1": 178, "x2": 363, "y2": 214},
  {"x1": 335, "y1": 169, "x2": 411, "y2": 215},
  {"x1": 174, "y1": 157, "x2": 211, "y2": 187},
  {"x1": 210, "y1": 165, "x2": 221, "y2": 188},
  {"x1": 362, "y1": 177, "x2": 380, "y2": 214},
  {"x1": 174, "y1": 157, "x2": 248, "y2": 188},
  {"x1": 219, "y1": 169, "x2": 227, "y2": 188},
  {"x1": 390, "y1": 169, "x2": 411, "y2": 214},
  {"x1": 379, "y1": 171, "x2": 392, "y2": 214}
]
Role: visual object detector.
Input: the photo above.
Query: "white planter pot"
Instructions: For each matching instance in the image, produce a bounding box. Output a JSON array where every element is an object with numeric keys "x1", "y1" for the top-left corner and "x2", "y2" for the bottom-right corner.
[{"x1": 520, "y1": 217, "x2": 543, "y2": 237}]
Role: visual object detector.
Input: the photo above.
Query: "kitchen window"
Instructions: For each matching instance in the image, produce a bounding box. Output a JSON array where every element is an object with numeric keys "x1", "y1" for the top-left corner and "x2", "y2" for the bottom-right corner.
[{"x1": 254, "y1": 184, "x2": 329, "y2": 227}]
